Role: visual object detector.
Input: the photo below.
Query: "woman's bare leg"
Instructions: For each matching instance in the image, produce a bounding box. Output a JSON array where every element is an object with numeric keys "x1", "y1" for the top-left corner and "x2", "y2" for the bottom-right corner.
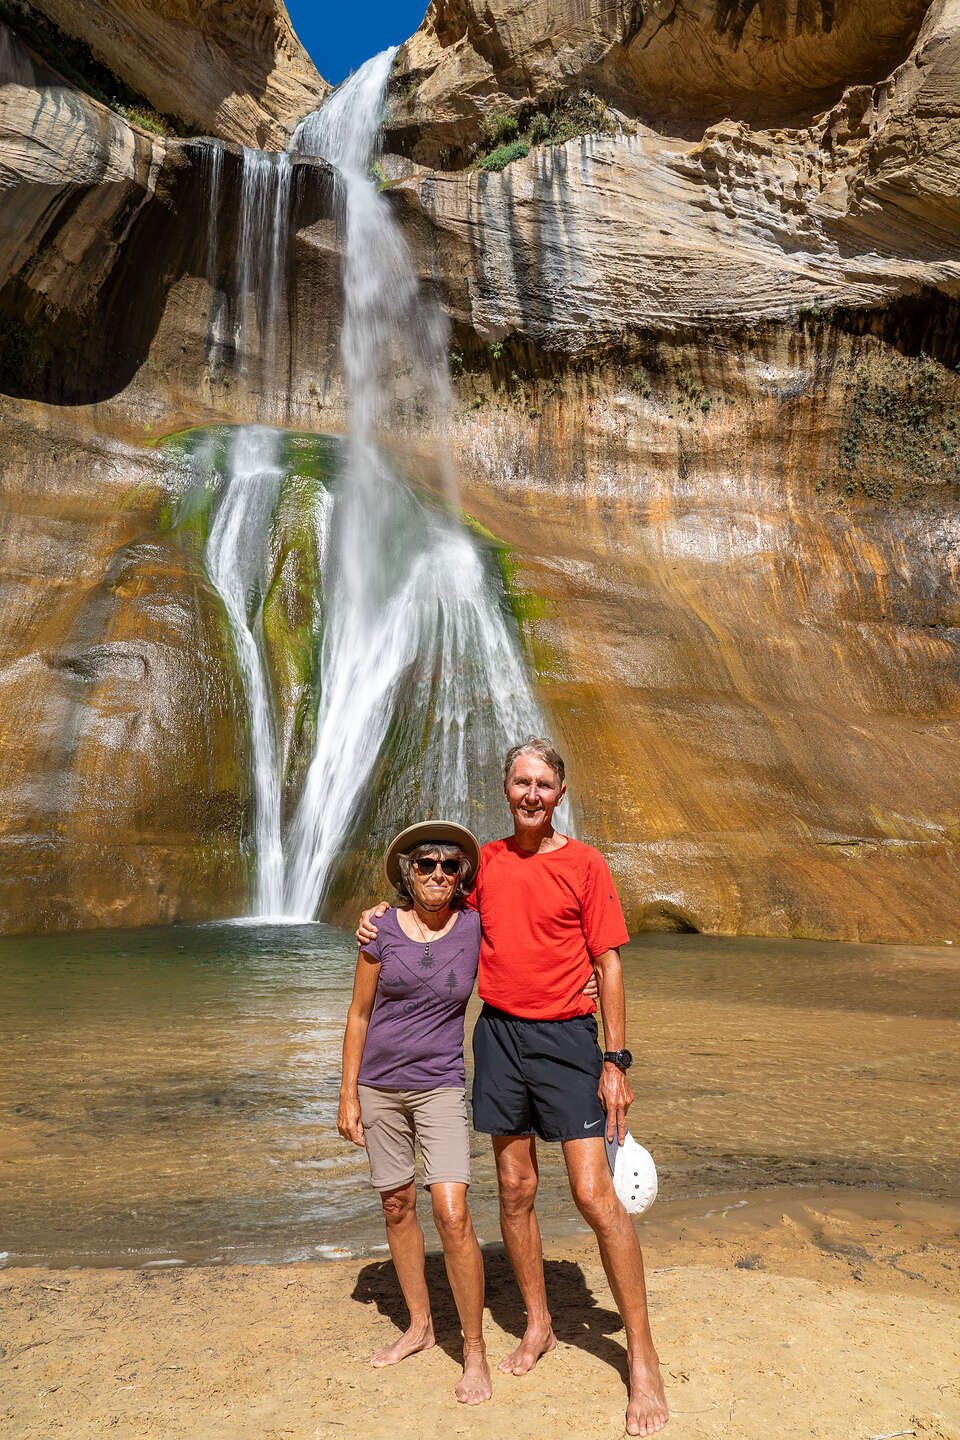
[
  {"x1": 430, "y1": 1182, "x2": 492, "y2": 1404},
  {"x1": 372, "y1": 1181, "x2": 435, "y2": 1366}
]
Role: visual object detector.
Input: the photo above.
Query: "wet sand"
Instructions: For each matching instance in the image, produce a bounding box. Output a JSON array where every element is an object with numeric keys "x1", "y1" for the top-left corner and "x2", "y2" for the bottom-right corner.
[{"x1": 3, "y1": 1186, "x2": 959, "y2": 1439}]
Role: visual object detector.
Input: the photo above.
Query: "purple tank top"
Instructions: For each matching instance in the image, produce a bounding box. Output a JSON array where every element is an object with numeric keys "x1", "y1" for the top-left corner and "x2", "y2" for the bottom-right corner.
[{"x1": 358, "y1": 907, "x2": 481, "y2": 1089}]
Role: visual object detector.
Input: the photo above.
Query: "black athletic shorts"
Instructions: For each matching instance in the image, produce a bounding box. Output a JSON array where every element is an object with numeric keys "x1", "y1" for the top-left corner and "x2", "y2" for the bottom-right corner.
[{"x1": 471, "y1": 1003, "x2": 606, "y2": 1142}]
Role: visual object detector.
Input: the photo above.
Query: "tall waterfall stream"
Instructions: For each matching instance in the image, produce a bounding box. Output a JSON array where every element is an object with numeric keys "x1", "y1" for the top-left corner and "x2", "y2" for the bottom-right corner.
[{"x1": 187, "y1": 51, "x2": 551, "y2": 921}]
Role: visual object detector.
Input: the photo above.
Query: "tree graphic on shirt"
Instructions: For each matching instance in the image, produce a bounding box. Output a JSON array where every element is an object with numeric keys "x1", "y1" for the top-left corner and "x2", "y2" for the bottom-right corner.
[{"x1": 384, "y1": 933, "x2": 470, "y2": 1001}]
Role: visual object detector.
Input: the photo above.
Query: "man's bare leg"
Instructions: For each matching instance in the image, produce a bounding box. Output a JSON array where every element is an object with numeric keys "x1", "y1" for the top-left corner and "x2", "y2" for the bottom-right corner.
[
  {"x1": 492, "y1": 1135, "x2": 558, "y2": 1374},
  {"x1": 563, "y1": 1138, "x2": 669, "y2": 1435},
  {"x1": 430, "y1": 1182, "x2": 492, "y2": 1404},
  {"x1": 371, "y1": 1182, "x2": 436, "y2": 1367}
]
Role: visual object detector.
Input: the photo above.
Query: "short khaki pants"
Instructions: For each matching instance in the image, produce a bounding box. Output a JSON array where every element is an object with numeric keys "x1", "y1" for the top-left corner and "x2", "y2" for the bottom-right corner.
[{"x1": 357, "y1": 1084, "x2": 470, "y2": 1192}]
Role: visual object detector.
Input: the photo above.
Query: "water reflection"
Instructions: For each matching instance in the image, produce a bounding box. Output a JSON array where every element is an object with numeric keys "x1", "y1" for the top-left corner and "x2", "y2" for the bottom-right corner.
[{"x1": 1, "y1": 926, "x2": 957, "y2": 1267}]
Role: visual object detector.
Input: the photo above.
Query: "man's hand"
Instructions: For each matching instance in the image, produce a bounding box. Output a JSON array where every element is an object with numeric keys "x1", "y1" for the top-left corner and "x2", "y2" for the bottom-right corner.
[
  {"x1": 598, "y1": 1061, "x2": 634, "y2": 1145},
  {"x1": 337, "y1": 1093, "x2": 365, "y2": 1147},
  {"x1": 356, "y1": 901, "x2": 388, "y2": 947}
]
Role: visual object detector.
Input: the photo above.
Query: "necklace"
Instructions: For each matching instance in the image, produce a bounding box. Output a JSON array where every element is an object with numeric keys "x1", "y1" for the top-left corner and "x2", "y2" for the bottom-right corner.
[{"x1": 408, "y1": 908, "x2": 451, "y2": 966}]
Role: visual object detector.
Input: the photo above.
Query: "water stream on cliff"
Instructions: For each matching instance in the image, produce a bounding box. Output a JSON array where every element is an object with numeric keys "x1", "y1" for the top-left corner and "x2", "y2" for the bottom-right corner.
[
  {"x1": 204, "y1": 429, "x2": 288, "y2": 914},
  {"x1": 192, "y1": 51, "x2": 548, "y2": 920},
  {"x1": 282, "y1": 50, "x2": 543, "y2": 918},
  {"x1": 234, "y1": 149, "x2": 292, "y2": 391},
  {"x1": 0, "y1": 20, "x2": 35, "y2": 85},
  {"x1": 198, "y1": 149, "x2": 295, "y2": 915}
]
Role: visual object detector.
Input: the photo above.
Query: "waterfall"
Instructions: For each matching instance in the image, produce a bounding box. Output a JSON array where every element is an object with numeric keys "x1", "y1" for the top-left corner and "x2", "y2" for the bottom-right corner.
[
  {"x1": 282, "y1": 49, "x2": 544, "y2": 920},
  {"x1": 204, "y1": 141, "x2": 223, "y2": 293},
  {"x1": 233, "y1": 149, "x2": 292, "y2": 392},
  {"x1": 191, "y1": 49, "x2": 554, "y2": 922},
  {"x1": 202, "y1": 140, "x2": 232, "y2": 378}
]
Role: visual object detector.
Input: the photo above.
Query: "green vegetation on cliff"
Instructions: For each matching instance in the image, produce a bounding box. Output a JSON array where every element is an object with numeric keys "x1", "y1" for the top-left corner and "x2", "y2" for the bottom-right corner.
[
  {"x1": 820, "y1": 348, "x2": 960, "y2": 505},
  {"x1": 471, "y1": 91, "x2": 621, "y2": 171},
  {"x1": 479, "y1": 141, "x2": 530, "y2": 173}
]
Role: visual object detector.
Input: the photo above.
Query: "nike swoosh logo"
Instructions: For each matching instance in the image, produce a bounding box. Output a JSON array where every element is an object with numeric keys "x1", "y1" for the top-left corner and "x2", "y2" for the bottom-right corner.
[{"x1": 583, "y1": 1118, "x2": 603, "y2": 1129}]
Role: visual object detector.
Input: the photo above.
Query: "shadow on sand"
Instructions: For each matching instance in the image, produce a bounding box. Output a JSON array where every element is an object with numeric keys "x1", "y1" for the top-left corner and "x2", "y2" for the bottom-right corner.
[{"x1": 352, "y1": 1245, "x2": 628, "y2": 1381}]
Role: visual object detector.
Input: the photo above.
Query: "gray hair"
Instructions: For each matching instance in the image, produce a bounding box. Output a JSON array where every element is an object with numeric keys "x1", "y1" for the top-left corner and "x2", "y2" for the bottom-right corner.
[
  {"x1": 503, "y1": 737, "x2": 565, "y2": 787},
  {"x1": 394, "y1": 841, "x2": 473, "y2": 910}
]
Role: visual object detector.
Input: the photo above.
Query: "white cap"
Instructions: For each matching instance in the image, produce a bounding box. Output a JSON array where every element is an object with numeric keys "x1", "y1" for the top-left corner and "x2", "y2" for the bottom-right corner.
[{"x1": 604, "y1": 1131, "x2": 658, "y2": 1215}]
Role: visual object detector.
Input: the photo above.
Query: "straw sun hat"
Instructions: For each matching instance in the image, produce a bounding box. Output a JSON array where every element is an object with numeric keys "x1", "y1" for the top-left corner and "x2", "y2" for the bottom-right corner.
[{"x1": 383, "y1": 821, "x2": 481, "y2": 889}]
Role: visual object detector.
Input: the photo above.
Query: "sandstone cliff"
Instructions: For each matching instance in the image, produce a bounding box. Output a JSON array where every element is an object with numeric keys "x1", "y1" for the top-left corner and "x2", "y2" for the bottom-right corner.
[
  {"x1": 0, "y1": 407, "x2": 252, "y2": 931},
  {"x1": 391, "y1": 0, "x2": 932, "y2": 164},
  {"x1": 1, "y1": 5, "x2": 960, "y2": 939},
  {"x1": 12, "y1": 0, "x2": 327, "y2": 145}
]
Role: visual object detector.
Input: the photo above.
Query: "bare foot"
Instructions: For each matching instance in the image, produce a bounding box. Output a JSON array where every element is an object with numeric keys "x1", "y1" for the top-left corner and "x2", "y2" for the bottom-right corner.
[
  {"x1": 370, "y1": 1320, "x2": 435, "y2": 1368},
  {"x1": 455, "y1": 1340, "x2": 492, "y2": 1404},
  {"x1": 497, "y1": 1323, "x2": 557, "y2": 1375},
  {"x1": 625, "y1": 1355, "x2": 669, "y2": 1436}
]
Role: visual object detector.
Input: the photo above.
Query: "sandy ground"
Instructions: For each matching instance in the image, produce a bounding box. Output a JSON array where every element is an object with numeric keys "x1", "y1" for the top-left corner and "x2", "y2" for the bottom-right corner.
[{"x1": 3, "y1": 1185, "x2": 959, "y2": 1440}]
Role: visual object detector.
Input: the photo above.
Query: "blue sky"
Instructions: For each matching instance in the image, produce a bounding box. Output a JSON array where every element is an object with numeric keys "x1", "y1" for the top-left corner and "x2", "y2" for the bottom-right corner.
[{"x1": 286, "y1": 3, "x2": 429, "y2": 86}]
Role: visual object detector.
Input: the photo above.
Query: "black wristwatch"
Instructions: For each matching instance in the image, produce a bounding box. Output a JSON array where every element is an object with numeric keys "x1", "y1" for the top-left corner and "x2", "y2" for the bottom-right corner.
[{"x1": 603, "y1": 1049, "x2": 633, "y2": 1071}]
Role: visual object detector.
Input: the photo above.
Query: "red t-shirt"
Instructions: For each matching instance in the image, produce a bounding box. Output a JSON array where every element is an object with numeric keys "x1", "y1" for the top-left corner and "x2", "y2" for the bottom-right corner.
[{"x1": 465, "y1": 835, "x2": 630, "y2": 1020}]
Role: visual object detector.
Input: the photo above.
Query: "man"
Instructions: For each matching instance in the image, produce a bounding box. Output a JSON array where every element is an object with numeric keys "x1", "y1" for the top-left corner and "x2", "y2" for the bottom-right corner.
[{"x1": 360, "y1": 738, "x2": 668, "y2": 1436}]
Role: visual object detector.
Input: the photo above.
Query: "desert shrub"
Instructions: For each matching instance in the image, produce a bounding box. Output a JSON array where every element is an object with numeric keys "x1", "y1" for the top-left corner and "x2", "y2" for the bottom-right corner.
[
  {"x1": 472, "y1": 89, "x2": 619, "y2": 170},
  {"x1": 528, "y1": 110, "x2": 551, "y2": 144},
  {"x1": 479, "y1": 141, "x2": 529, "y2": 172},
  {"x1": 531, "y1": 91, "x2": 617, "y2": 147},
  {"x1": 117, "y1": 104, "x2": 177, "y2": 137},
  {"x1": 482, "y1": 109, "x2": 519, "y2": 146}
]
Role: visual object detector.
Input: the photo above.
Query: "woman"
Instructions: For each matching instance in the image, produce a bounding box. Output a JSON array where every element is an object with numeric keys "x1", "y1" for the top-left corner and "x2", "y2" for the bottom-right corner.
[{"x1": 337, "y1": 820, "x2": 492, "y2": 1406}]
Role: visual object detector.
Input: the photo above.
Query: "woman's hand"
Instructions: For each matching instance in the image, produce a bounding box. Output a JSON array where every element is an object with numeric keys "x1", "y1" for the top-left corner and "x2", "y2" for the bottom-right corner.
[
  {"x1": 337, "y1": 1092, "x2": 365, "y2": 1147},
  {"x1": 582, "y1": 967, "x2": 598, "y2": 1002},
  {"x1": 339, "y1": 952, "x2": 379, "y2": 1145},
  {"x1": 356, "y1": 901, "x2": 389, "y2": 946}
]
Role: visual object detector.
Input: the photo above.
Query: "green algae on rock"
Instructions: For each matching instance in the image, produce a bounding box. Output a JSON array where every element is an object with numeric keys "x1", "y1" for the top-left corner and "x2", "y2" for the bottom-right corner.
[{"x1": 162, "y1": 425, "x2": 337, "y2": 834}]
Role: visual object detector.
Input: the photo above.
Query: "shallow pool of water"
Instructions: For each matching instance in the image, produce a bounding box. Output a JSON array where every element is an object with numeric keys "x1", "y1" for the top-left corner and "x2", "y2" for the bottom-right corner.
[{"x1": 1, "y1": 925, "x2": 957, "y2": 1267}]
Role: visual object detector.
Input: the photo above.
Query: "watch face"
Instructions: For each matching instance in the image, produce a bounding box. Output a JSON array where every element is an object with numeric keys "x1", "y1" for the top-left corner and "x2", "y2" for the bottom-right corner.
[{"x1": 619, "y1": 1049, "x2": 633, "y2": 1069}]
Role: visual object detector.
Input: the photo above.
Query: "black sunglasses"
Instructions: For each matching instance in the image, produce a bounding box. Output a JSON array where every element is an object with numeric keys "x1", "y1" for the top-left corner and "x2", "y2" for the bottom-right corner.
[{"x1": 412, "y1": 856, "x2": 461, "y2": 877}]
